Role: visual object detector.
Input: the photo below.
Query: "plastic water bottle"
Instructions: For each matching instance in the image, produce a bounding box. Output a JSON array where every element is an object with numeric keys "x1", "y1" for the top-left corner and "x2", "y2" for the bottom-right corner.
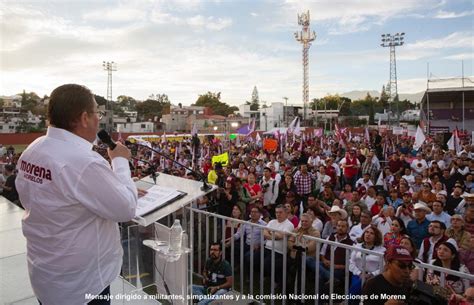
[{"x1": 169, "y1": 219, "x2": 183, "y2": 253}]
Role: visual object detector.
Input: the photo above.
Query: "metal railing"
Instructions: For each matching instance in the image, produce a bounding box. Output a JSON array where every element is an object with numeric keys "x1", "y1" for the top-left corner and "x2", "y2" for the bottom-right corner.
[{"x1": 157, "y1": 207, "x2": 474, "y2": 305}]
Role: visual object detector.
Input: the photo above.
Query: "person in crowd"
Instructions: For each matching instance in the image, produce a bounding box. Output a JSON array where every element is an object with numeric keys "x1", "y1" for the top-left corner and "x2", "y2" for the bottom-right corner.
[
  {"x1": 427, "y1": 200, "x2": 452, "y2": 228},
  {"x1": 307, "y1": 205, "x2": 324, "y2": 232},
  {"x1": 411, "y1": 153, "x2": 428, "y2": 175},
  {"x1": 348, "y1": 203, "x2": 362, "y2": 228},
  {"x1": 355, "y1": 173, "x2": 374, "y2": 194},
  {"x1": 226, "y1": 206, "x2": 267, "y2": 268},
  {"x1": 340, "y1": 149, "x2": 360, "y2": 188},
  {"x1": 233, "y1": 161, "x2": 249, "y2": 181},
  {"x1": 322, "y1": 205, "x2": 347, "y2": 239},
  {"x1": 287, "y1": 213, "x2": 320, "y2": 294},
  {"x1": 216, "y1": 177, "x2": 238, "y2": 217},
  {"x1": 372, "y1": 205, "x2": 395, "y2": 236},
  {"x1": 446, "y1": 214, "x2": 472, "y2": 251},
  {"x1": 349, "y1": 211, "x2": 372, "y2": 242},
  {"x1": 349, "y1": 226, "x2": 386, "y2": 298},
  {"x1": 0, "y1": 164, "x2": 19, "y2": 207},
  {"x1": 432, "y1": 181, "x2": 447, "y2": 197},
  {"x1": 407, "y1": 202, "x2": 431, "y2": 248},
  {"x1": 419, "y1": 182, "x2": 437, "y2": 206},
  {"x1": 224, "y1": 205, "x2": 243, "y2": 240},
  {"x1": 361, "y1": 186, "x2": 377, "y2": 211},
  {"x1": 208, "y1": 162, "x2": 224, "y2": 185},
  {"x1": 361, "y1": 154, "x2": 378, "y2": 183},
  {"x1": 339, "y1": 183, "x2": 354, "y2": 203},
  {"x1": 426, "y1": 241, "x2": 470, "y2": 295},
  {"x1": 383, "y1": 217, "x2": 407, "y2": 248},
  {"x1": 243, "y1": 173, "x2": 262, "y2": 207},
  {"x1": 418, "y1": 220, "x2": 456, "y2": 263},
  {"x1": 345, "y1": 191, "x2": 369, "y2": 215},
  {"x1": 362, "y1": 245, "x2": 414, "y2": 305},
  {"x1": 284, "y1": 202, "x2": 299, "y2": 228},
  {"x1": 293, "y1": 163, "x2": 314, "y2": 206},
  {"x1": 277, "y1": 174, "x2": 298, "y2": 205},
  {"x1": 386, "y1": 189, "x2": 403, "y2": 209},
  {"x1": 388, "y1": 153, "x2": 404, "y2": 177},
  {"x1": 449, "y1": 185, "x2": 466, "y2": 215},
  {"x1": 192, "y1": 242, "x2": 233, "y2": 305},
  {"x1": 395, "y1": 192, "x2": 415, "y2": 226},
  {"x1": 260, "y1": 167, "x2": 279, "y2": 211},
  {"x1": 317, "y1": 219, "x2": 353, "y2": 291},
  {"x1": 234, "y1": 178, "x2": 251, "y2": 218},
  {"x1": 260, "y1": 205, "x2": 294, "y2": 288}
]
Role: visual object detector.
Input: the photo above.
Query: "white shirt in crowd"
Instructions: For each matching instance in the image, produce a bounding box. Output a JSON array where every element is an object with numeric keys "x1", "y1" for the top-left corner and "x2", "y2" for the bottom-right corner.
[
  {"x1": 426, "y1": 212, "x2": 452, "y2": 228},
  {"x1": 411, "y1": 159, "x2": 428, "y2": 174},
  {"x1": 355, "y1": 178, "x2": 374, "y2": 190},
  {"x1": 349, "y1": 244, "x2": 386, "y2": 276},
  {"x1": 16, "y1": 127, "x2": 138, "y2": 305},
  {"x1": 308, "y1": 155, "x2": 321, "y2": 168},
  {"x1": 264, "y1": 219, "x2": 294, "y2": 254}
]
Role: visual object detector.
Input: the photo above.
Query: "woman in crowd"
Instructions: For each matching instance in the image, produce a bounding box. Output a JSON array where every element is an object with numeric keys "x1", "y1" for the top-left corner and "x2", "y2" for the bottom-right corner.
[
  {"x1": 399, "y1": 235, "x2": 419, "y2": 281},
  {"x1": 277, "y1": 174, "x2": 298, "y2": 205},
  {"x1": 349, "y1": 225, "x2": 386, "y2": 298},
  {"x1": 307, "y1": 205, "x2": 324, "y2": 232},
  {"x1": 234, "y1": 178, "x2": 251, "y2": 219},
  {"x1": 233, "y1": 161, "x2": 249, "y2": 181},
  {"x1": 383, "y1": 217, "x2": 407, "y2": 248},
  {"x1": 432, "y1": 181, "x2": 447, "y2": 197},
  {"x1": 224, "y1": 205, "x2": 243, "y2": 240},
  {"x1": 419, "y1": 182, "x2": 437, "y2": 206},
  {"x1": 217, "y1": 177, "x2": 238, "y2": 217},
  {"x1": 243, "y1": 173, "x2": 262, "y2": 208},
  {"x1": 426, "y1": 241, "x2": 470, "y2": 294},
  {"x1": 446, "y1": 214, "x2": 472, "y2": 251},
  {"x1": 284, "y1": 202, "x2": 299, "y2": 228},
  {"x1": 339, "y1": 183, "x2": 354, "y2": 204},
  {"x1": 348, "y1": 204, "x2": 362, "y2": 228}
]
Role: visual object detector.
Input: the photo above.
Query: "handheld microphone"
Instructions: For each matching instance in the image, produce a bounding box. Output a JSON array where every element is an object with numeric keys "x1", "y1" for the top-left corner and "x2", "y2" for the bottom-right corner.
[{"x1": 97, "y1": 129, "x2": 135, "y2": 170}]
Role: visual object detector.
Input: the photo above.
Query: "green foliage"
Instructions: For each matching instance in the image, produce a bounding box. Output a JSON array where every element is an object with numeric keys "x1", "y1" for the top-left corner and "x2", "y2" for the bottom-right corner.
[
  {"x1": 18, "y1": 91, "x2": 40, "y2": 113},
  {"x1": 94, "y1": 95, "x2": 108, "y2": 106},
  {"x1": 135, "y1": 94, "x2": 171, "y2": 121},
  {"x1": 117, "y1": 95, "x2": 137, "y2": 110},
  {"x1": 193, "y1": 91, "x2": 238, "y2": 116},
  {"x1": 351, "y1": 93, "x2": 378, "y2": 124},
  {"x1": 311, "y1": 95, "x2": 352, "y2": 116},
  {"x1": 250, "y1": 86, "x2": 259, "y2": 111}
]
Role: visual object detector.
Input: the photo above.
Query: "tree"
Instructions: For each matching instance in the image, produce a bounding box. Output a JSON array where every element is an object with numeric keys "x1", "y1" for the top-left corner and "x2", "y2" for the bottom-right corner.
[
  {"x1": 193, "y1": 92, "x2": 238, "y2": 116},
  {"x1": 135, "y1": 94, "x2": 171, "y2": 121},
  {"x1": 19, "y1": 90, "x2": 40, "y2": 113},
  {"x1": 94, "y1": 95, "x2": 108, "y2": 106},
  {"x1": 250, "y1": 86, "x2": 259, "y2": 111},
  {"x1": 117, "y1": 95, "x2": 137, "y2": 110},
  {"x1": 351, "y1": 93, "x2": 377, "y2": 124}
]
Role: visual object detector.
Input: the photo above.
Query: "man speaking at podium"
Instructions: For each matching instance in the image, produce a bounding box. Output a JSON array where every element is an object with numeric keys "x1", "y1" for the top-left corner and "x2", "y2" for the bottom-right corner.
[{"x1": 16, "y1": 84, "x2": 138, "y2": 305}]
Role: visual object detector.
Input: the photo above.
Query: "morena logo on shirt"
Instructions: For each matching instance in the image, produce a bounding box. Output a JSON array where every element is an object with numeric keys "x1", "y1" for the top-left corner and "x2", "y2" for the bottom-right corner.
[{"x1": 19, "y1": 160, "x2": 52, "y2": 184}]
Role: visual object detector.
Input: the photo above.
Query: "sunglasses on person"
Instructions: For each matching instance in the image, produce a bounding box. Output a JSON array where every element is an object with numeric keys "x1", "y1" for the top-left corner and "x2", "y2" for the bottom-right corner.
[{"x1": 395, "y1": 261, "x2": 415, "y2": 270}]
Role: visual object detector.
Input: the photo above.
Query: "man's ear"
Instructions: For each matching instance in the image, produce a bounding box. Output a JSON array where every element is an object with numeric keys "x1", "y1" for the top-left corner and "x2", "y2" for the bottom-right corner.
[{"x1": 78, "y1": 111, "x2": 89, "y2": 128}]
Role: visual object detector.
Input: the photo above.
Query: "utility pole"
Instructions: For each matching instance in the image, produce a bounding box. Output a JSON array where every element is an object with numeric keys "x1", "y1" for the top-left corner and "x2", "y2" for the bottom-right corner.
[
  {"x1": 283, "y1": 97, "x2": 289, "y2": 127},
  {"x1": 103, "y1": 61, "x2": 117, "y2": 133},
  {"x1": 294, "y1": 11, "x2": 316, "y2": 124},
  {"x1": 380, "y1": 33, "x2": 405, "y2": 127}
]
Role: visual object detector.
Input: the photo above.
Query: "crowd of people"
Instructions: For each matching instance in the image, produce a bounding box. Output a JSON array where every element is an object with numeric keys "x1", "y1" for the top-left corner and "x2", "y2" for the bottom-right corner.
[
  {"x1": 2, "y1": 127, "x2": 474, "y2": 304},
  {"x1": 120, "y1": 129, "x2": 473, "y2": 304}
]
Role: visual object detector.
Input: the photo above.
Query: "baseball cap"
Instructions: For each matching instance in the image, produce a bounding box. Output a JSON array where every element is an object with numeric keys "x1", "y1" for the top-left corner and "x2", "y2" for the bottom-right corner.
[{"x1": 384, "y1": 245, "x2": 414, "y2": 262}]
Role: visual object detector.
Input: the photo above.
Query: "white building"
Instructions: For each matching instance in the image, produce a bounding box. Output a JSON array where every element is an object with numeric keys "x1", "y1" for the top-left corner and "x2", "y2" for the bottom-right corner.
[
  {"x1": 161, "y1": 105, "x2": 207, "y2": 132},
  {"x1": 116, "y1": 122, "x2": 155, "y2": 133}
]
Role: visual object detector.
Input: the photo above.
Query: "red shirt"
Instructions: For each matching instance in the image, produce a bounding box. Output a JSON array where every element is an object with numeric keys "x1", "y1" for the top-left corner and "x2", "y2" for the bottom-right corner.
[{"x1": 244, "y1": 183, "x2": 262, "y2": 197}]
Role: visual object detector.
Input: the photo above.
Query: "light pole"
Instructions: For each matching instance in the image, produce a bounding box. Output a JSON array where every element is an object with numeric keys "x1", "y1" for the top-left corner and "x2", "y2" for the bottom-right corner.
[
  {"x1": 103, "y1": 61, "x2": 117, "y2": 133},
  {"x1": 380, "y1": 33, "x2": 405, "y2": 127},
  {"x1": 294, "y1": 11, "x2": 316, "y2": 124}
]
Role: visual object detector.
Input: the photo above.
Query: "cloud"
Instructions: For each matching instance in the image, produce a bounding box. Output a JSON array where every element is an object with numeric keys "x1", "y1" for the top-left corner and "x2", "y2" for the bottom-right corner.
[
  {"x1": 186, "y1": 15, "x2": 232, "y2": 31},
  {"x1": 250, "y1": 12, "x2": 258, "y2": 17},
  {"x1": 434, "y1": 10, "x2": 474, "y2": 19},
  {"x1": 443, "y1": 53, "x2": 474, "y2": 60},
  {"x1": 82, "y1": 6, "x2": 146, "y2": 22}
]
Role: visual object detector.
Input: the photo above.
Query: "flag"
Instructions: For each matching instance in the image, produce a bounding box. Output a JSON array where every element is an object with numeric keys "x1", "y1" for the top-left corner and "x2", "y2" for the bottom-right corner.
[
  {"x1": 161, "y1": 131, "x2": 166, "y2": 143},
  {"x1": 289, "y1": 117, "x2": 301, "y2": 136},
  {"x1": 378, "y1": 117, "x2": 381, "y2": 128},
  {"x1": 248, "y1": 118, "x2": 256, "y2": 135},
  {"x1": 447, "y1": 129, "x2": 461, "y2": 154},
  {"x1": 413, "y1": 125, "x2": 425, "y2": 151},
  {"x1": 364, "y1": 128, "x2": 370, "y2": 144},
  {"x1": 191, "y1": 122, "x2": 198, "y2": 136},
  {"x1": 263, "y1": 138, "x2": 278, "y2": 152},
  {"x1": 117, "y1": 125, "x2": 123, "y2": 143},
  {"x1": 236, "y1": 135, "x2": 241, "y2": 146},
  {"x1": 211, "y1": 152, "x2": 229, "y2": 166},
  {"x1": 376, "y1": 171, "x2": 385, "y2": 189},
  {"x1": 314, "y1": 128, "x2": 323, "y2": 138},
  {"x1": 348, "y1": 131, "x2": 352, "y2": 141},
  {"x1": 255, "y1": 133, "x2": 262, "y2": 144}
]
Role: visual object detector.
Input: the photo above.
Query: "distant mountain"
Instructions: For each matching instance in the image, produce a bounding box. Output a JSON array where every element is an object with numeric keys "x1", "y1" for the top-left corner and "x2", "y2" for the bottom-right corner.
[{"x1": 340, "y1": 90, "x2": 424, "y2": 103}]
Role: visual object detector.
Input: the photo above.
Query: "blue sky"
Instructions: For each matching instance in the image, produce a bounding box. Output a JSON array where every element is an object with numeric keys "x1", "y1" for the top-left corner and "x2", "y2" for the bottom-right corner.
[{"x1": 1, "y1": 0, "x2": 472, "y2": 106}]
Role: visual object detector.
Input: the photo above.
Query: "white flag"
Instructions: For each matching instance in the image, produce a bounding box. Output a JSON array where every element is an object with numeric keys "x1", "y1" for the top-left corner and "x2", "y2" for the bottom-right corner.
[
  {"x1": 413, "y1": 125, "x2": 425, "y2": 151},
  {"x1": 255, "y1": 133, "x2": 261, "y2": 144},
  {"x1": 364, "y1": 128, "x2": 370, "y2": 143},
  {"x1": 447, "y1": 129, "x2": 461, "y2": 154},
  {"x1": 191, "y1": 122, "x2": 198, "y2": 136},
  {"x1": 289, "y1": 117, "x2": 301, "y2": 136}
]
